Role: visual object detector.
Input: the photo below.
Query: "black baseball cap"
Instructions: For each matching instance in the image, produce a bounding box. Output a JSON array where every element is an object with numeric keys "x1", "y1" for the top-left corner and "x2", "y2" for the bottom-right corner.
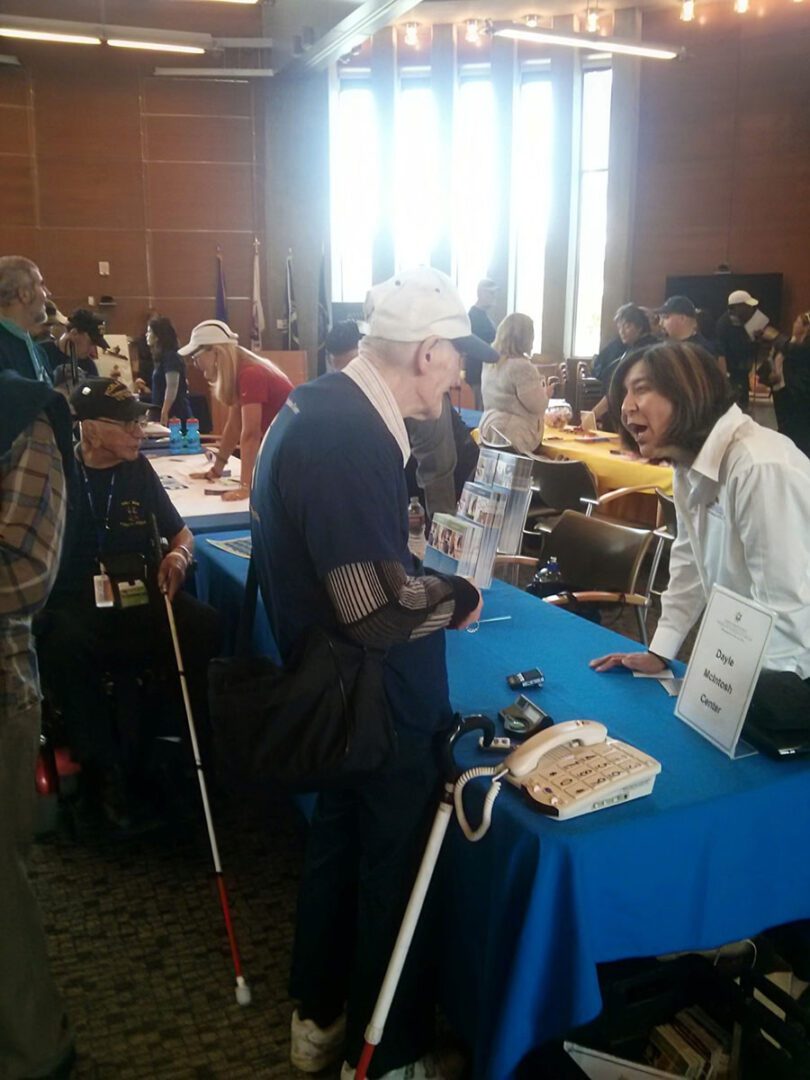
[
  {"x1": 656, "y1": 295, "x2": 697, "y2": 318},
  {"x1": 68, "y1": 307, "x2": 109, "y2": 349},
  {"x1": 71, "y1": 378, "x2": 149, "y2": 422}
]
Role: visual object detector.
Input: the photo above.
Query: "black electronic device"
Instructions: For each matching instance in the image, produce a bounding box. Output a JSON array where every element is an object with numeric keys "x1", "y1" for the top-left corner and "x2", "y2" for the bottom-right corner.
[
  {"x1": 500, "y1": 695, "x2": 553, "y2": 738},
  {"x1": 665, "y1": 272, "x2": 784, "y2": 328},
  {"x1": 507, "y1": 667, "x2": 545, "y2": 690}
]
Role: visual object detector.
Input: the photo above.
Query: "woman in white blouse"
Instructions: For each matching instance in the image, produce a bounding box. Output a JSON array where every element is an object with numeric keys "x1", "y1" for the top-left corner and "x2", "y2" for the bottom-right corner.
[
  {"x1": 590, "y1": 340, "x2": 810, "y2": 677},
  {"x1": 479, "y1": 313, "x2": 548, "y2": 454}
]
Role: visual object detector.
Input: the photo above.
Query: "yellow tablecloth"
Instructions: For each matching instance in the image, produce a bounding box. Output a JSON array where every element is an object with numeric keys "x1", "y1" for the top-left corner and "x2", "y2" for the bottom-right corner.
[{"x1": 540, "y1": 429, "x2": 673, "y2": 496}]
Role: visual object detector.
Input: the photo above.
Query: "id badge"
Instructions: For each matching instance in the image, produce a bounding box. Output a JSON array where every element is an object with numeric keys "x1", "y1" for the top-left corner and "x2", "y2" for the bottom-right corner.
[
  {"x1": 117, "y1": 578, "x2": 150, "y2": 609},
  {"x1": 93, "y1": 572, "x2": 115, "y2": 608}
]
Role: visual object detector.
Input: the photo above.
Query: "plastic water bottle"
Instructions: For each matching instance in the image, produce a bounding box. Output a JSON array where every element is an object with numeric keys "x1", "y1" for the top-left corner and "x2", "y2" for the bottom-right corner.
[
  {"x1": 528, "y1": 554, "x2": 563, "y2": 598},
  {"x1": 168, "y1": 417, "x2": 182, "y2": 449},
  {"x1": 408, "y1": 497, "x2": 426, "y2": 559},
  {"x1": 185, "y1": 417, "x2": 201, "y2": 451}
]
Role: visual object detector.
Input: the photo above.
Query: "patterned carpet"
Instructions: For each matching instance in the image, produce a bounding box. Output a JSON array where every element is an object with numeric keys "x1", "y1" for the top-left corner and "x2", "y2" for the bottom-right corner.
[
  {"x1": 30, "y1": 790, "x2": 310, "y2": 1079},
  {"x1": 27, "y1": 603, "x2": 671, "y2": 1080}
]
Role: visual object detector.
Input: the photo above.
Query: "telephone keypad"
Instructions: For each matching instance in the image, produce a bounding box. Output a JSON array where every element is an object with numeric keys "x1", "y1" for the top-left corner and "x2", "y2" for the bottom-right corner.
[{"x1": 515, "y1": 736, "x2": 661, "y2": 819}]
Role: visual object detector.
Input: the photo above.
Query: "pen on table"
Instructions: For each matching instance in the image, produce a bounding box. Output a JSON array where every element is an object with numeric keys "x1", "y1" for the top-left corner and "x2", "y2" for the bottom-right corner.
[{"x1": 466, "y1": 615, "x2": 513, "y2": 633}]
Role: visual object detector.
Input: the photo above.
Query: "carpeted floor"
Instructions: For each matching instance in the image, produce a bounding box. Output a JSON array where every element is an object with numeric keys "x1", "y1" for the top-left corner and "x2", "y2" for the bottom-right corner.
[
  {"x1": 30, "y1": 790, "x2": 309, "y2": 1079},
  {"x1": 28, "y1": 601, "x2": 678, "y2": 1080}
]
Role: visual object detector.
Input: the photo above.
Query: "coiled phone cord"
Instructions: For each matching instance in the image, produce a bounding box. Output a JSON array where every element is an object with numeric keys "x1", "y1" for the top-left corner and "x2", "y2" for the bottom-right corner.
[{"x1": 453, "y1": 766, "x2": 506, "y2": 842}]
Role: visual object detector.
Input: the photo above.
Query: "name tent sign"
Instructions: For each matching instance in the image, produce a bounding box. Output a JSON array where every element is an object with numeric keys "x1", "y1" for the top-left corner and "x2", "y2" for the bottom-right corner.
[{"x1": 675, "y1": 585, "x2": 774, "y2": 759}]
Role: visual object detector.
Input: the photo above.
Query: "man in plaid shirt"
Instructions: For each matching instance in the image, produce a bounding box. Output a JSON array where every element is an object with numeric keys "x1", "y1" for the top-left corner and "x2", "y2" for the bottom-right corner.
[{"x1": 0, "y1": 371, "x2": 75, "y2": 1078}]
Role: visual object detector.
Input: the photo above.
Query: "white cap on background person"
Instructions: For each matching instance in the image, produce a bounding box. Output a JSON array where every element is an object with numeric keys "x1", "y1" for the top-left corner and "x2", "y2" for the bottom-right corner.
[
  {"x1": 178, "y1": 319, "x2": 239, "y2": 356},
  {"x1": 728, "y1": 289, "x2": 758, "y2": 307}
]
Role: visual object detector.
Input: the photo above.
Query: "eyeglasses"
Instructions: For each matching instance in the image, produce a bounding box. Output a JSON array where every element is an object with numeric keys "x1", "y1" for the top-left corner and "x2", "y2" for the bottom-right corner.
[{"x1": 94, "y1": 418, "x2": 148, "y2": 434}]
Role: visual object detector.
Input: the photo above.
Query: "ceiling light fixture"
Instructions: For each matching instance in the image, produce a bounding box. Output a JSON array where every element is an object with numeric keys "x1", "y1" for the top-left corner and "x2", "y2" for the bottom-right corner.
[
  {"x1": 107, "y1": 38, "x2": 205, "y2": 54},
  {"x1": 403, "y1": 22, "x2": 419, "y2": 48},
  {"x1": 154, "y1": 67, "x2": 275, "y2": 77},
  {"x1": 0, "y1": 27, "x2": 101, "y2": 46},
  {"x1": 465, "y1": 19, "x2": 481, "y2": 45},
  {"x1": 524, "y1": 14, "x2": 541, "y2": 28},
  {"x1": 680, "y1": 0, "x2": 696, "y2": 21},
  {"x1": 494, "y1": 25, "x2": 683, "y2": 61},
  {"x1": 584, "y1": 5, "x2": 600, "y2": 34},
  {"x1": 733, "y1": 0, "x2": 749, "y2": 11}
]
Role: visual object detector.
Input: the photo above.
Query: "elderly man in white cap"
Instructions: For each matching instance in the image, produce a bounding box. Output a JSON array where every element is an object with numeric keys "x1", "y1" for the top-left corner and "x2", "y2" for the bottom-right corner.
[
  {"x1": 251, "y1": 268, "x2": 495, "y2": 1079},
  {"x1": 715, "y1": 289, "x2": 762, "y2": 411}
]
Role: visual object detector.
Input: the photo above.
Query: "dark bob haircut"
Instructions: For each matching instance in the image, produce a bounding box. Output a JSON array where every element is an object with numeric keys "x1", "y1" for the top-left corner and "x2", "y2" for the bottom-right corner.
[
  {"x1": 614, "y1": 303, "x2": 650, "y2": 335},
  {"x1": 325, "y1": 319, "x2": 361, "y2": 357},
  {"x1": 608, "y1": 341, "x2": 735, "y2": 455},
  {"x1": 148, "y1": 316, "x2": 179, "y2": 357}
]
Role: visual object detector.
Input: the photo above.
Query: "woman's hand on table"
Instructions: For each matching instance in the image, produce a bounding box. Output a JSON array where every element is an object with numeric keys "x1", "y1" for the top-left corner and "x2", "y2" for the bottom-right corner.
[
  {"x1": 589, "y1": 651, "x2": 668, "y2": 675},
  {"x1": 221, "y1": 486, "x2": 250, "y2": 502},
  {"x1": 189, "y1": 467, "x2": 221, "y2": 481}
]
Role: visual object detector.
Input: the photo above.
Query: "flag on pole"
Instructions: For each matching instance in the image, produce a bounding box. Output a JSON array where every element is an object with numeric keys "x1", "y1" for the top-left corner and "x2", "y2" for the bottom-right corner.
[
  {"x1": 215, "y1": 247, "x2": 229, "y2": 324},
  {"x1": 316, "y1": 247, "x2": 331, "y2": 375},
  {"x1": 285, "y1": 250, "x2": 300, "y2": 350},
  {"x1": 250, "y1": 237, "x2": 266, "y2": 351}
]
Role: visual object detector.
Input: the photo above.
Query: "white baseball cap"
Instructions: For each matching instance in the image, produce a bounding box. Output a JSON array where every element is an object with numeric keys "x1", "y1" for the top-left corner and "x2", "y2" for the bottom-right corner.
[
  {"x1": 178, "y1": 319, "x2": 239, "y2": 356},
  {"x1": 728, "y1": 289, "x2": 758, "y2": 306},
  {"x1": 362, "y1": 267, "x2": 499, "y2": 364}
]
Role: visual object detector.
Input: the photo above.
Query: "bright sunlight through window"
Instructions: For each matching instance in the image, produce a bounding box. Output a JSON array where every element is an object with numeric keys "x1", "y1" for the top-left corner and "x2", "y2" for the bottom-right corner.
[
  {"x1": 572, "y1": 68, "x2": 612, "y2": 357},
  {"x1": 452, "y1": 79, "x2": 498, "y2": 308},
  {"x1": 330, "y1": 82, "x2": 378, "y2": 302},
  {"x1": 394, "y1": 81, "x2": 440, "y2": 271},
  {"x1": 511, "y1": 77, "x2": 553, "y2": 350}
]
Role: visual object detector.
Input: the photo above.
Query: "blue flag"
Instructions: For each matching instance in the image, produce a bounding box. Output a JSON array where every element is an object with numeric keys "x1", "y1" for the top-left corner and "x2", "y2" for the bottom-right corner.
[{"x1": 215, "y1": 248, "x2": 229, "y2": 324}]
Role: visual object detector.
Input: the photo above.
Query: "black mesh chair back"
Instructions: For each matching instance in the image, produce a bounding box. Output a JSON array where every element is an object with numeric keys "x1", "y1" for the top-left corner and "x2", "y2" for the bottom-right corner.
[
  {"x1": 548, "y1": 510, "x2": 654, "y2": 596},
  {"x1": 531, "y1": 458, "x2": 598, "y2": 513}
]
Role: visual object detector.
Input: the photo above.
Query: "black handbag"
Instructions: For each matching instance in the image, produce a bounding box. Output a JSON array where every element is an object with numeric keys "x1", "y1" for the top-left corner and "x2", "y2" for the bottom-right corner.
[{"x1": 208, "y1": 559, "x2": 397, "y2": 790}]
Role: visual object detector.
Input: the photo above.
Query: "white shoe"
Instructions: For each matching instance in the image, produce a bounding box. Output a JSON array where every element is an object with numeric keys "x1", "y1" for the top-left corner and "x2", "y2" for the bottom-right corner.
[
  {"x1": 340, "y1": 1053, "x2": 446, "y2": 1079},
  {"x1": 290, "y1": 1008, "x2": 346, "y2": 1074}
]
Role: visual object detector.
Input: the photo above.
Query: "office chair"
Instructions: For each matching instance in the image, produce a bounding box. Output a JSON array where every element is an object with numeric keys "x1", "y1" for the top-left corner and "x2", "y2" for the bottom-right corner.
[
  {"x1": 643, "y1": 488, "x2": 679, "y2": 634},
  {"x1": 524, "y1": 458, "x2": 658, "y2": 554},
  {"x1": 540, "y1": 510, "x2": 656, "y2": 645}
]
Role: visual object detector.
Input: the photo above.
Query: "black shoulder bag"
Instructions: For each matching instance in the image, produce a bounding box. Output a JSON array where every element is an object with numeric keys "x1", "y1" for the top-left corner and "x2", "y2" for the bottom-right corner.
[{"x1": 207, "y1": 559, "x2": 397, "y2": 791}]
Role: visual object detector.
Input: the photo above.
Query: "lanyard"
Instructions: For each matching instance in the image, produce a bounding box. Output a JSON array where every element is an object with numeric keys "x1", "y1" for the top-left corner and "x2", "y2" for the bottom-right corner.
[{"x1": 79, "y1": 463, "x2": 117, "y2": 551}]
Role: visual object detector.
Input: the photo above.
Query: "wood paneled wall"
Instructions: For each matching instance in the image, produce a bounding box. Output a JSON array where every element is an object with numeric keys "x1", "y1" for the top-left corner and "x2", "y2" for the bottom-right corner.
[
  {"x1": 0, "y1": 24, "x2": 264, "y2": 345},
  {"x1": 631, "y1": 5, "x2": 810, "y2": 323}
]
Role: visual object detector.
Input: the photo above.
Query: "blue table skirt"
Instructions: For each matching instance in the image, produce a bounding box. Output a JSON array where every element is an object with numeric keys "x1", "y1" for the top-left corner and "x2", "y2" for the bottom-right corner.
[
  {"x1": 194, "y1": 531, "x2": 810, "y2": 1079},
  {"x1": 459, "y1": 406, "x2": 482, "y2": 430}
]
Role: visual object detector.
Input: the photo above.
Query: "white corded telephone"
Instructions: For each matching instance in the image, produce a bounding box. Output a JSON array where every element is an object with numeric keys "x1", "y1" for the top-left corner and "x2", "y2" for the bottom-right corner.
[{"x1": 455, "y1": 719, "x2": 661, "y2": 839}]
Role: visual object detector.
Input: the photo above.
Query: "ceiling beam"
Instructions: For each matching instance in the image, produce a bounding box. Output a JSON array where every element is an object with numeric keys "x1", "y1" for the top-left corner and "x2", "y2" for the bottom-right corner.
[{"x1": 280, "y1": 0, "x2": 424, "y2": 75}]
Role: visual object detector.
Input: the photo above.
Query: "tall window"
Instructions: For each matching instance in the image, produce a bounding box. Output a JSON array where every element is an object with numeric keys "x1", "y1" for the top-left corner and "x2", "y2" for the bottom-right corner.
[
  {"x1": 452, "y1": 78, "x2": 497, "y2": 308},
  {"x1": 394, "y1": 80, "x2": 440, "y2": 271},
  {"x1": 330, "y1": 80, "x2": 378, "y2": 302},
  {"x1": 511, "y1": 76, "x2": 553, "y2": 350},
  {"x1": 572, "y1": 67, "x2": 612, "y2": 357}
]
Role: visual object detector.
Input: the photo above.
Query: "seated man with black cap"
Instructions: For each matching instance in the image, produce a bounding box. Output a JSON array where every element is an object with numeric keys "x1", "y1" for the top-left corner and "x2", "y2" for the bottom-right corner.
[
  {"x1": 40, "y1": 306, "x2": 104, "y2": 392},
  {"x1": 35, "y1": 378, "x2": 220, "y2": 824},
  {"x1": 658, "y1": 295, "x2": 718, "y2": 356}
]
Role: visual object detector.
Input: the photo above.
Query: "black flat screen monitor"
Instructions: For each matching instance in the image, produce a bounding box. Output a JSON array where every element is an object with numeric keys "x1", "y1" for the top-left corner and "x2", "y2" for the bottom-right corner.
[{"x1": 665, "y1": 273, "x2": 784, "y2": 328}]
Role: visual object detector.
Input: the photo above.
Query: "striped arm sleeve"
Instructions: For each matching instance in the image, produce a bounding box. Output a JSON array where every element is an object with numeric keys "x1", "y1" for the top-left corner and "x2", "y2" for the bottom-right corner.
[
  {"x1": 325, "y1": 560, "x2": 478, "y2": 648},
  {"x1": 0, "y1": 416, "x2": 66, "y2": 618}
]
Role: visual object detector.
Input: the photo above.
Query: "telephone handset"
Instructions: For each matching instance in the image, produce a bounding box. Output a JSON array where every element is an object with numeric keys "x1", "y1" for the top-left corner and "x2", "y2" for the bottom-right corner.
[
  {"x1": 504, "y1": 719, "x2": 660, "y2": 820},
  {"x1": 453, "y1": 719, "x2": 660, "y2": 839},
  {"x1": 504, "y1": 720, "x2": 607, "y2": 777}
]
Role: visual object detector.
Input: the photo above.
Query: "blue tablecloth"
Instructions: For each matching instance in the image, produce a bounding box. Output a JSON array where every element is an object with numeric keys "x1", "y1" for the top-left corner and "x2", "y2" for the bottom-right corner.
[
  {"x1": 459, "y1": 407, "x2": 482, "y2": 429},
  {"x1": 194, "y1": 532, "x2": 810, "y2": 1079}
]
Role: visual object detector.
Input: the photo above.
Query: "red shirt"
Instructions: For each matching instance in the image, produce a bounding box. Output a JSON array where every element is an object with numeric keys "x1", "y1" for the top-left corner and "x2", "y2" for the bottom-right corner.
[{"x1": 238, "y1": 362, "x2": 293, "y2": 436}]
